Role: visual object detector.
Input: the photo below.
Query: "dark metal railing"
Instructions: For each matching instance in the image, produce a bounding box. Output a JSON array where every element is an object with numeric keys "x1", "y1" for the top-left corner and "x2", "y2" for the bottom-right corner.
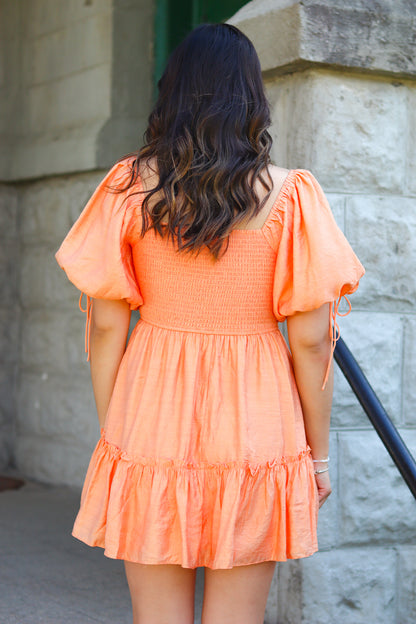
[{"x1": 334, "y1": 336, "x2": 416, "y2": 501}]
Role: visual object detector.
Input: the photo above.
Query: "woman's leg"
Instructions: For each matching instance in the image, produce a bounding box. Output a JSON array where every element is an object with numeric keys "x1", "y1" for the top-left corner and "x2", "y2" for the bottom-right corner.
[
  {"x1": 124, "y1": 562, "x2": 197, "y2": 624},
  {"x1": 202, "y1": 561, "x2": 276, "y2": 624}
]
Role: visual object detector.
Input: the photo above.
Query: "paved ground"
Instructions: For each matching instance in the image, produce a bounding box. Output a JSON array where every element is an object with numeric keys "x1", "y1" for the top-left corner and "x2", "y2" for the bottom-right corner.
[{"x1": 0, "y1": 476, "x2": 204, "y2": 624}]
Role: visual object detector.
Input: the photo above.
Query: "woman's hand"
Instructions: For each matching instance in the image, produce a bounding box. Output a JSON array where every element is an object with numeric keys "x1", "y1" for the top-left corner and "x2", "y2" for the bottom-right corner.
[{"x1": 315, "y1": 470, "x2": 332, "y2": 508}]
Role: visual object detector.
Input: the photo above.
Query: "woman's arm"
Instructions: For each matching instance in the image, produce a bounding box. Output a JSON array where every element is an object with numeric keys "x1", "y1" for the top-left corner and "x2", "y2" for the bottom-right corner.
[
  {"x1": 89, "y1": 299, "x2": 132, "y2": 428},
  {"x1": 286, "y1": 303, "x2": 333, "y2": 508}
]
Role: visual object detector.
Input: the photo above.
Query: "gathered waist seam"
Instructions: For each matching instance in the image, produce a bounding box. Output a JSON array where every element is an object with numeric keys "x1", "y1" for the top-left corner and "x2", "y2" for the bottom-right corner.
[
  {"x1": 99, "y1": 430, "x2": 312, "y2": 470},
  {"x1": 138, "y1": 317, "x2": 279, "y2": 336}
]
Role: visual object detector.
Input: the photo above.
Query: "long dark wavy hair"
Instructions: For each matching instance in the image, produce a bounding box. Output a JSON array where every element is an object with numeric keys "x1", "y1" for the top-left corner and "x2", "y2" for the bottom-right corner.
[{"x1": 116, "y1": 23, "x2": 274, "y2": 260}]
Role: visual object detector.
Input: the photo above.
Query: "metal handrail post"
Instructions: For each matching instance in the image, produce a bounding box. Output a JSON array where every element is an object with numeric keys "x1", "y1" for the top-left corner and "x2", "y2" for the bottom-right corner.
[{"x1": 334, "y1": 336, "x2": 416, "y2": 501}]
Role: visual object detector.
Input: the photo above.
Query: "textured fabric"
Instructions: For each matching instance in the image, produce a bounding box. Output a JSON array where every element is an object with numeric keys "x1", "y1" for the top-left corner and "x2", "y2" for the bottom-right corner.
[{"x1": 55, "y1": 157, "x2": 364, "y2": 569}]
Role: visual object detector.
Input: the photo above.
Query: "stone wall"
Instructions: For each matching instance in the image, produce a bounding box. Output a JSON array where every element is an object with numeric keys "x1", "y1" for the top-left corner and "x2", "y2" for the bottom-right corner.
[
  {"x1": 0, "y1": 185, "x2": 19, "y2": 469},
  {"x1": 16, "y1": 170, "x2": 107, "y2": 485},
  {"x1": 0, "y1": 0, "x2": 154, "y2": 483},
  {"x1": 0, "y1": 0, "x2": 154, "y2": 181},
  {"x1": 230, "y1": 2, "x2": 416, "y2": 622},
  {"x1": 268, "y1": 69, "x2": 416, "y2": 624}
]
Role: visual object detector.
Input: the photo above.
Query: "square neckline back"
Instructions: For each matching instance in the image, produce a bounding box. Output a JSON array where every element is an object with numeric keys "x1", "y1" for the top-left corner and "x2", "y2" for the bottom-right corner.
[
  {"x1": 136, "y1": 161, "x2": 296, "y2": 235},
  {"x1": 230, "y1": 169, "x2": 295, "y2": 234}
]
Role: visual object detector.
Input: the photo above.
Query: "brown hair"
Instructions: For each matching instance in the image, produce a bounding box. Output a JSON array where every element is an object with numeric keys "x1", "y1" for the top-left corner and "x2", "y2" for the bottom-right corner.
[{"x1": 116, "y1": 23, "x2": 273, "y2": 260}]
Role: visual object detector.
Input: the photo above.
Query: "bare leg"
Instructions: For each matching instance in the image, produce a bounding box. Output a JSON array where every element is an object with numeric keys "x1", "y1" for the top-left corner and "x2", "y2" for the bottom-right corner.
[
  {"x1": 124, "y1": 561, "x2": 197, "y2": 624},
  {"x1": 202, "y1": 561, "x2": 276, "y2": 624}
]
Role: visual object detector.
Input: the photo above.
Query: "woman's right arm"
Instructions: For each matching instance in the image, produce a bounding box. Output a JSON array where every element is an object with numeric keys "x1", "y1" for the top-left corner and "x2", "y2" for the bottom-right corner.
[
  {"x1": 89, "y1": 298, "x2": 132, "y2": 429},
  {"x1": 286, "y1": 303, "x2": 333, "y2": 508}
]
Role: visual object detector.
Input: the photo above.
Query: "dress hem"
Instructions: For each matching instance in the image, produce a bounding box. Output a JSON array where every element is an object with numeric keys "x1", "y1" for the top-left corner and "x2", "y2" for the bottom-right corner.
[
  {"x1": 71, "y1": 432, "x2": 320, "y2": 570},
  {"x1": 71, "y1": 529, "x2": 319, "y2": 569}
]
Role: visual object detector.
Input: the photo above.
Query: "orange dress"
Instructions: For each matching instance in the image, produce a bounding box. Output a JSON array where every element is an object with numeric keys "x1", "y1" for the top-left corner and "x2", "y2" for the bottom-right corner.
[{"x1": 55, "y1": 157, "x2": 364, "y2": 569}]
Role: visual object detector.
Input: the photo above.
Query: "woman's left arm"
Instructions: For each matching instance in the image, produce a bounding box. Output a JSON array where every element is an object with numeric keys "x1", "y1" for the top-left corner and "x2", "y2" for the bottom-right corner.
[{"x1": 89, "y1": 299, "x2": 131, "y2": 428}]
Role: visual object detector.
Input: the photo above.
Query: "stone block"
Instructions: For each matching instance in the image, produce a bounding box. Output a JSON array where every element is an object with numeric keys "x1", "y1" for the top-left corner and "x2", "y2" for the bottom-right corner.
[
  {"x1": 21, "y1": 310, "x2": 87, "y2": 372},
  {"x1": 28, "y1": 14, "x2": 111, "y2": 85},
  {"x1": 230, "y1": 2, "x2": 301, "y2": 75},
  {"x1": 325, "y1": 193, "x2": 345, "y2": 231},
  {"x1": 27, "y1": 64, "x2": 111, "y2": 132},
  {"x1": 11, "y1": 120, "x2": 105, "y2": 180},
  {"x1": 397, "y1": 545, "x2": 416, "y2": 624},
  {"x1": 17, "y1": 372, "x2": 96, "y2": 441},
  {"x1": 0, "y1": 365, "x2": 17, "y2": 426},
  {"x1": 21, "y1": 309, "x2": 88, "y2": 373},
  {"x1": 338, "y1": 430, "x2": 416, "y2": 546},
  {"x1": 267, "y1": 70, "x2": 407, "y2": 193},
  {"x1": 0, "y1": 185, "x2": 18, "y2": 237},
  {"x1": 278, "y1": 547, "x2": 396, "y2": 624},
  {"x1": 0, "y1": 429, "x2": 12, "y2": 470},
  {"x1": 20, "y1": 170, "x2": 105, "y2": 244},
  {"x1": 15, "y1": 433, "x2": 100, "y2": 488},
  {"x1": 267, "y1": 78, "x2": 289, "y2": 169},
  {"x1": 0, "y1": 308, "x2": 19, "y2": 364},
  {"x1": 22, "y1": 0, "x2": 111, "y2": 39},
  {"x1": 107, "y1": 0, "x2": 154, "y2": 119},
  {"x1": 332, "y1": 312, "x2": 403, "y2": 428},
  {"x1": 20, "y1": 244, "x2": 80, "y2": 308},
  {"x1": 301, "y1": 2, "x2": 416, "y2": 76},
  {"x1": 306, "y1": 73, "x2": 406, "y2": 193},
  {"x1": 231, "y1": 0, "x2": 416, "y2": 77},
  {"x1": 403, "y1": 316, "x2": 416, "y2": 426},
  {"x1": 0, "y1": 24, "x2": 19, "y2": 102},
  {"x1": 407, "y1": 85, "x2": 416, "y2": 195},
  {"x1": 264, "y1": 73, "x2": 302, "y2": 169},
  {"x1": 96, "y1": 115, "x2": 149, "y2": 169},
  {"x1": 0, "y1": 240, "x2": 19, "y2": 303},
  {"x1": 345, "y1": 194, "x2": 416, "y2": 313}
]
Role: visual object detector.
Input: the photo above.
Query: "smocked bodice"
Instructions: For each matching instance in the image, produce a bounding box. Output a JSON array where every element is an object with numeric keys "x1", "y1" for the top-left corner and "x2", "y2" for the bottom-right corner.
[{"x1": 132, "y1": 229, "x2": 279, "y2": 334}]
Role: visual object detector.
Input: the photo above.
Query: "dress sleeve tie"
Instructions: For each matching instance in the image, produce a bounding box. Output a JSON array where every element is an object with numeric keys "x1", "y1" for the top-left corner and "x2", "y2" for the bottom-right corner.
[
  {"x1": 79, "y1": 292, "x2": 93, "y2": 362},
  {"x1": 321, "y1": 295, "x2": 352, "y2": 391}
]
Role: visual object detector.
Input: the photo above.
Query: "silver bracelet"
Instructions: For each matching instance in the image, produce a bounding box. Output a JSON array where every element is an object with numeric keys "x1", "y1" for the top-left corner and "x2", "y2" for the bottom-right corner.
[
  {"x1": 314, "y1": 467, "x2": 329, "y2": 474},
  {"x1": 312, "y1": 456, "x2": 330, "y2": 463}
]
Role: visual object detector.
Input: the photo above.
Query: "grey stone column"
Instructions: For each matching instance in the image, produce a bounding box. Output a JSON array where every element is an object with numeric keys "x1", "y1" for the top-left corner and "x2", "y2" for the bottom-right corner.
[
  {"x1": 0, "y1": 0, "x2": 155, "y2": 482},
  {"x1": 0, "y1": 0, "x2": 155, "y2": 181},
  {"x1": 230, "y1": 1, "x2": 416, "y2": 623}
]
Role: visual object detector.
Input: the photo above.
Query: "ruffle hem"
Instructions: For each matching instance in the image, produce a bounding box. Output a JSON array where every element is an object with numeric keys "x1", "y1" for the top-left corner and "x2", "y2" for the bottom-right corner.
[{"x1": 72, "y1": 430, "x2": 319, "y2": 569}]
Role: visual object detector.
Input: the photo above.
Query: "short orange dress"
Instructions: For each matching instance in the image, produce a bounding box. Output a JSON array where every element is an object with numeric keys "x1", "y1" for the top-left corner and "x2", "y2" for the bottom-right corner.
[{"x1": 55, "y1": 157, "x2": 364, "y2": 569}]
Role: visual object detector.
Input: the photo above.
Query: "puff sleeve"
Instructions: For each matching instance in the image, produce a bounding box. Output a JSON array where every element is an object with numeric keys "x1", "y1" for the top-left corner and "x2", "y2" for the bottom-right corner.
[
  {"x1": 55, "y1": 159, "x2": 143, "y2": 358},
  {"x1": 271, "y1": 170, "x2": 365, "y2": 387}
]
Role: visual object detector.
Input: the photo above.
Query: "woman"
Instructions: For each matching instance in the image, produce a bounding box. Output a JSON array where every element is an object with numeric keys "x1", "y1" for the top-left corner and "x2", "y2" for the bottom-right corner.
[{"x1": 56, "y1": 23, "x2": 364, "y2": 624}]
